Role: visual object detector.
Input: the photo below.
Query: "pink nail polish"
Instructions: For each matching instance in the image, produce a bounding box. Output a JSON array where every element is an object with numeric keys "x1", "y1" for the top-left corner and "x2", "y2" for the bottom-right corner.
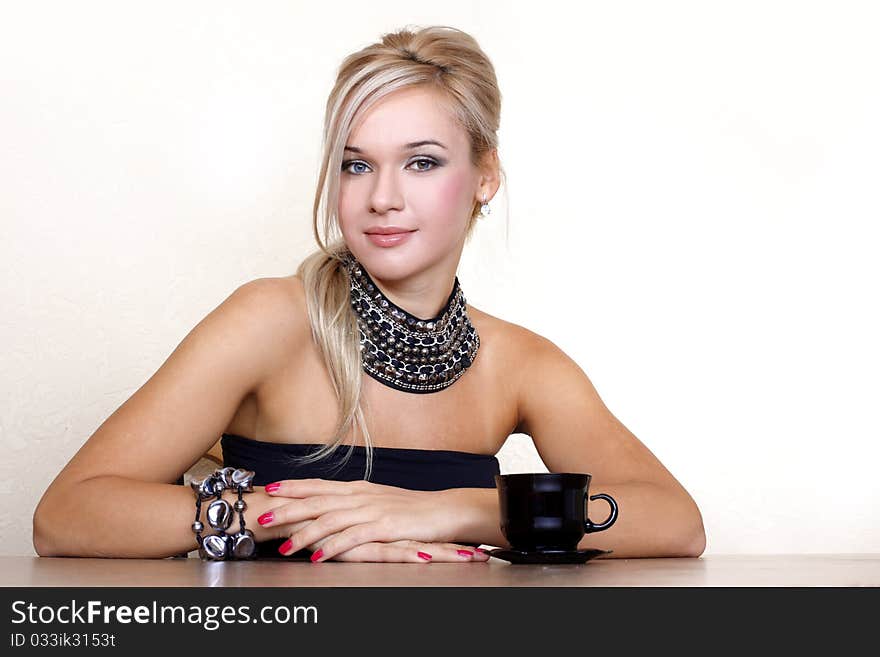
[
  {"x1": 278, "y1": 539, "x2": 292, "y2": 555},
  {"x1": 457, "y1": 549, "x2": 474, "y2": 557},
  {"x1": 265, "y1": 482, "x2": 280, "y2": 493},
  {"x1": 310, "y1": 549, "x2": 324, "y2": 562},
  {"x1": 257, "y1": 512, "x2": 273, "y2": 525},
  {"x1": 417, "y1": 551, "x2": 432, "y2": 561},
  {"x1": 475, "y1": 547, "x2": 489, "y2": 554}
]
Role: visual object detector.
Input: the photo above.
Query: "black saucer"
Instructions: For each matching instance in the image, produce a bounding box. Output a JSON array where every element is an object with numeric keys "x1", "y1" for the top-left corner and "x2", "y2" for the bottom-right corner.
[{"x1": 486, "y1": 547, "x2": 612, "y2": 564}]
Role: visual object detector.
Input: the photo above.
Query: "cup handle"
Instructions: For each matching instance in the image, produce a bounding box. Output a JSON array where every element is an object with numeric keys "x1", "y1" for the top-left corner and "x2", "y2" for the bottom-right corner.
[{"x1": 584, "y1": 493, "x2": 618, "y2": 533}]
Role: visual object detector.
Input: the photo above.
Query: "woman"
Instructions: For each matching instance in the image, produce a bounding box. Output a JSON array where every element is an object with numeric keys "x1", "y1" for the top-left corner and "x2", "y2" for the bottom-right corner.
[{"x1": 33, "y1": 25, "x2": 705, "y2": 563}]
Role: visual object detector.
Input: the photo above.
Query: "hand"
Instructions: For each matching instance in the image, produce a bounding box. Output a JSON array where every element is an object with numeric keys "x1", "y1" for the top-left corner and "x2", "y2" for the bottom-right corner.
[
  {"x1": 257, "y1": 478, "x2": 468, "y2": 562},
  {"x1": 263, "y1": 515, "x2": 488, "y2": 563},
  {"x1": 307, "y1": 538, "x2": 490, "y2": 563},
  {"x1": 253, "y1": 494, "x2": 487, "y2": 563}
]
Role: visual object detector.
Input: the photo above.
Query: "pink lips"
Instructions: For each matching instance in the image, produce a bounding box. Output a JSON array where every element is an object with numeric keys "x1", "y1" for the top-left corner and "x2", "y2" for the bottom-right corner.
[{"x1": 366, "y1": 230, "x2": 416, "y2": 247}]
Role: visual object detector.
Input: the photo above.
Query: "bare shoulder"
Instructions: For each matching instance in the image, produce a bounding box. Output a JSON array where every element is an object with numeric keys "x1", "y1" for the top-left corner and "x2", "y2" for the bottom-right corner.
[
  {"x1": 469, "y1": 307, "x2": 588, "y2": 436},
  {"x1": 233, "y1": 274, "x2": 305, "y2": 313},
  {"x1": 197, "y1": 274, "x2": 313, "y2": 391},
  {"x1": 467, "y1": 304, "x2": 558, "y2": 391},
  {"x1": 228, "y1": 274, "x2": 310, "y2": 352},
  {"x1": 37, "y1": 274, "x2": 313, "y2": 493},
  {"x1": 468, "y1": 305, "x2": 555, "y2": 358}
]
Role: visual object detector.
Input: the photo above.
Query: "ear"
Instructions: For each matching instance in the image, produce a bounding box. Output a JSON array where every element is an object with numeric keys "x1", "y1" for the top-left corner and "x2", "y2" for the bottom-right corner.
[{"x1": 476, "y1": 148, "x2": 501, "y2": 202}]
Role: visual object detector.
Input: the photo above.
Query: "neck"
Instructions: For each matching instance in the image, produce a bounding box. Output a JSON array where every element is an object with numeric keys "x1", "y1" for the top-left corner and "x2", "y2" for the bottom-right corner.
[
  {"x1": 348, "y1": 249, "x2": 461, "y2": 320},
  {"x1": 368, "y1": 272, "x2": 456, "y2": 321},
  {"x1": 345, "y1": 252, "x2": 480, "y2": 393}
]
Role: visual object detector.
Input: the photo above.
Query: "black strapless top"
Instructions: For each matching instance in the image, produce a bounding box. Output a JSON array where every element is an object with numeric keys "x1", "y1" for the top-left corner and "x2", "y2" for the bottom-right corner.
[{"x1": 220, "y1": 433, "x2": 500, "y2": 559}]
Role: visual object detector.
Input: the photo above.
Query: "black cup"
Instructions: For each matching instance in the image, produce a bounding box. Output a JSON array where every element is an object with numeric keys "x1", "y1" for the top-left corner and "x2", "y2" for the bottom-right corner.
[{"x1": 495, "y1": 473, "x2": 619, "y2": 552}]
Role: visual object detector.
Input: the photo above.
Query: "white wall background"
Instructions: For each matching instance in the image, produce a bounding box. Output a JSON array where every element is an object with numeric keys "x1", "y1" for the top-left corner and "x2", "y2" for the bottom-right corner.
[{"x1": 2, "y1": 1, "x2": 878, "y2": 557}]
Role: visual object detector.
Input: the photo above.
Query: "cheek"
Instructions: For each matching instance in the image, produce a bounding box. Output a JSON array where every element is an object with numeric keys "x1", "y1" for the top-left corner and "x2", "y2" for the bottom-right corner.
[
  {"x1": 337, "y1": 188, "x2": 357, "y2": 233},
  {"x1": 421, "y1": 174, "x2": 471, "y2": 223}
]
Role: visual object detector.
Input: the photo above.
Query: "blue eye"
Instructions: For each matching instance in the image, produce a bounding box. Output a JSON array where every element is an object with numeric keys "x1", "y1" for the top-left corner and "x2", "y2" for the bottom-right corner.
[
  {"x1": 341, "y1": 157, "x2": 440, "y2": 174},
  {"x1": 342, "y1": 161, "x2": 369, "y2": 174}
]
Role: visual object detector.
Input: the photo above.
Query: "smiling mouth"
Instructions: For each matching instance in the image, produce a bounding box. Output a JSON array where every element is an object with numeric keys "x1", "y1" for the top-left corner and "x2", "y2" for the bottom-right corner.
[
  {"x1": 365, "y1": 229, "x2": 417, "y2": 235},
  {"x1": 364, "y1": 230, "x2": 417, "y2": 247}
]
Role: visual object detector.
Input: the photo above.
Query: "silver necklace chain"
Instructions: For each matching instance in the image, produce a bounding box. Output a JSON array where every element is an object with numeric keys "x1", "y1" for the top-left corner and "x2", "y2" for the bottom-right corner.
[{"x1": 343, "y1": 255, "x2": 480, "y2": 393}]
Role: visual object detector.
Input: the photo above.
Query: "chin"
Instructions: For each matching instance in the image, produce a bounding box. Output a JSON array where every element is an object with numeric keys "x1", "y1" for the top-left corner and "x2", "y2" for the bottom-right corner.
[
  {"x1": 356, "y1": 258, "x2": 415, "y2": 283},
  {"x1": 351, "y1": 250, "x2": 425, "y2": 282}
]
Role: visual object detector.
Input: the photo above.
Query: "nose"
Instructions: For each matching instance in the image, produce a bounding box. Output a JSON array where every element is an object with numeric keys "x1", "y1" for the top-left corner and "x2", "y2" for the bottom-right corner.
[{"x1": 368, "y1": 166, "x2": 404, "y2": 214}]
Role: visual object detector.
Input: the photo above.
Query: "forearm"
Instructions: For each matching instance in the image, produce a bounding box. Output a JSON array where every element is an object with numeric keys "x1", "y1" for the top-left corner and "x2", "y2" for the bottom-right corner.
[
  {"x1": 573, "y1": 481, "x2": 706, "y2": 557},
  {"x1": 441, "y1": 481, "x2": 706, "y2": 558},
  {"x1": 438, "y1": 487, "x2": 508, "y2": 548},
  {"x1": 33, "y1": 476, "x2": 276, "y2": 558}
]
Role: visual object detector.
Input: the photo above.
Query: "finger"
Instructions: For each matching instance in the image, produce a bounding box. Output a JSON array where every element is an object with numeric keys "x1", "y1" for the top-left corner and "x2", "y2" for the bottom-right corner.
[
  {"x1": 331, "y1": 542, "x2": 488, "y2": 564},
  {"x1": 436, "y1": 543, "x2": 490, "y2": 561},
  {"x1": 266, "y1": 478, "x2": 419, "y2": 500},
  {"x1": 374, "y1": 541, "x2": 489, "y2": 561},
  {"x1": 279, "y1": 510, "x2": 383, "y2": 557},
  {"x1": 262, "y1": 518, "x2": 313, "y2": 543},
  {"x1": 258, "y1": 494, "x2": 362, "y2": 528},
  {"x1": 276, "y1": 527, "x2": 341, "y2": 558},
  {"x1": 416, "y1": 543, "x2": 488, "y2": 563},
  {"x1": 329, "y1": 542, "x2": 435, "y2": 563},
  {"x1": 265, "y1": 478, "x2": 371, "y2": 498},
  {"x1": 473, "y1": 546, "x2": 492, "y2": 560},
  {"x1": 308, "y1": 516, "x2": 421, "y2": 562}
]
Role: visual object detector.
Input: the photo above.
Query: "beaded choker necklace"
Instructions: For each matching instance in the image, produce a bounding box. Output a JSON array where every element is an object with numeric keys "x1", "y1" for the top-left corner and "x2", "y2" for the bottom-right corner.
[{"x1": 343, "y1": 254, "x2": 480, "y2": 394}]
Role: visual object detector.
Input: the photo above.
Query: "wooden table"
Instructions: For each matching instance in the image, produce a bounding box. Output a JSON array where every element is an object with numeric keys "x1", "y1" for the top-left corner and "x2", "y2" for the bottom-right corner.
[{"x1": 2, "y1": 554, "x2": 878, "y2": 587}]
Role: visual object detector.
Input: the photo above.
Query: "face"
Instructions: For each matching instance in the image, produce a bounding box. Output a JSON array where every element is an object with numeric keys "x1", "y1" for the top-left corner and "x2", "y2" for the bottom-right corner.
[{"x1": 337, "y1": 86, "x2": 484, "y2": 283}]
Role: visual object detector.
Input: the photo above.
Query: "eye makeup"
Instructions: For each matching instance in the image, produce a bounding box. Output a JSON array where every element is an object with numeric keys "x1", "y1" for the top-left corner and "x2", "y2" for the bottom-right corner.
[{"x1": 341, "y1": 156, "x2": 444, "y2": 174}]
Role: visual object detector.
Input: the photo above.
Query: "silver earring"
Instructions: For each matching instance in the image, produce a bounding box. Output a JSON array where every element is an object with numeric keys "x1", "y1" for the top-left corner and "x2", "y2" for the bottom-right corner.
[{"x1": 479, "y1": 195, "x2": 490, "y2": 217}]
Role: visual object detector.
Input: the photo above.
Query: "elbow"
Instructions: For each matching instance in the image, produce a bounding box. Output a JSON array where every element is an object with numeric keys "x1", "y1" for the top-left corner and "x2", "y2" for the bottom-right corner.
[
  {"x1": 33, "y1": 533, "x2": 56, "y2": 558},
  {"x1": 649, "y1": 482, "x2": 707, "y2": 558},
  {"x1": 32, "y1": 505, "x2": 54, "y2": 557},
  {"x1": 683, "y1": 525, "x2": 706, "y2": 558},
  {"x1": 680, "y1": 505, "x2": 707, "y2": 558},
  {"x1": 660, "y1": 488, "x2": 706, "y2": 558},
  {"x1": 32, "y1": 492, "x2": 65, "y2": 557}
]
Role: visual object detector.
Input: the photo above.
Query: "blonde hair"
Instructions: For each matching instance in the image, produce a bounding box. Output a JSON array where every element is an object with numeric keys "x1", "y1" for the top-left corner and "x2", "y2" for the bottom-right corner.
[{"x1": 291, "y1": 25, "x2": 507, "y2": 479}]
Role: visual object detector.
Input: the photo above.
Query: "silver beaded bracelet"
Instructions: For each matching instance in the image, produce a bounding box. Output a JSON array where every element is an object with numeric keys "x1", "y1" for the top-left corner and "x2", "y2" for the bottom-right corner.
[{"x1": 190, "y1": 467, "x2": 257, "y2": 560}]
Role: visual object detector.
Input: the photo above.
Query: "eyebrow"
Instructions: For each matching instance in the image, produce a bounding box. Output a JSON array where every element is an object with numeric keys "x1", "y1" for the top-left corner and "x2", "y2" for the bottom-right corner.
[{"x1": 343, "y1": 139, "x2": 447, "y2": 154}]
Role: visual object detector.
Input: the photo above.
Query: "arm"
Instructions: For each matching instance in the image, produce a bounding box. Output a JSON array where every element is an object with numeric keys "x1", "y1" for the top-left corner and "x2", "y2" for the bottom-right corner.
[
  {"x1": 33, "y1": 277, "x2": 486, "y2": 563},
  {"x1": 34, "y1": 477, "x2": 279, "y2": 558},
  {"x1": 32, "y1": 278, "x2": 303, "y2": 557},
  {"x1": 440, "y1": 331, "x2": 706, "y2": 558}
]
